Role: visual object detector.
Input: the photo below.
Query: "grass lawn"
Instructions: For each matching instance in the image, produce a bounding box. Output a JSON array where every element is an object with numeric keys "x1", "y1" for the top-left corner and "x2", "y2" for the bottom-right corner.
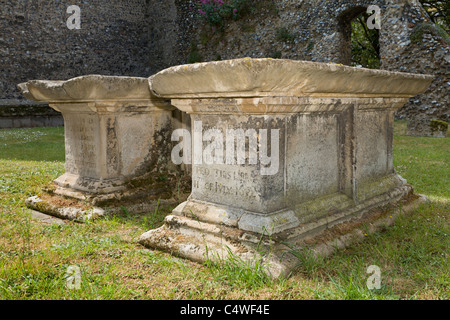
[{"x1": 0, "y1": 123, "x2": 448, "y2": 300}]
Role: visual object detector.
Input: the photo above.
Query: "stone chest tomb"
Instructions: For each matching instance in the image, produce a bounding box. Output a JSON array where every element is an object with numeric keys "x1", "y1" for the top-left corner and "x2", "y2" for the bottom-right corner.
[
  {"x1": 139, "y1": 58, "x2": 433, "y2": 277},
  {"x1": 18, "y1": 75, "x2": 185, "y2": 219}
]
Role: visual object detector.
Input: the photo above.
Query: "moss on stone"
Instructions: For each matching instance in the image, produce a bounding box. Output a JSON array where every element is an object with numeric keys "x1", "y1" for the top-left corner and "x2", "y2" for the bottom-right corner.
[
  {"x1": 356, "y1": 174, "x2": 402, "y2": 203},
  {"x1": 410, "y1": 22, "x2": 450, "y2": 45},
  {"x1": 293, "y1": 193, "x2": 353, "y2": 224},
  {"x1": 429, "y1": 119, "x2": 448, "y2": 132},
  {"x1": 28, "y1": 199, "x2": 54, "y2": 216}
]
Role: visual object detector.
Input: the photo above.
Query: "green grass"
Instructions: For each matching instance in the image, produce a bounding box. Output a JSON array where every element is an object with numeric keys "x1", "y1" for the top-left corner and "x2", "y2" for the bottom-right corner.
[
  {"x1": 0, "y1": 127, "x2": 65, "y2": 162},
  {"x1": 393, "y1": 120, "x2": 449, "y2": 201},
  {"x1": 0, "y1": 124, "x2": 448, "y2": 300}
]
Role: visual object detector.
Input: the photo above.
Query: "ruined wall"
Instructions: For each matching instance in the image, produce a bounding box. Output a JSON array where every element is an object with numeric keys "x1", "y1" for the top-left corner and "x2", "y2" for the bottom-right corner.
[
  {"x1": 150, "y1": 0, "x2": 448, "y2": 122},
  {"x1": 381, "y1": 2, "x2": 449, "y2": 122},
  {"x1": 1, "y1": 0, "x2": 448, "y2": 123},
  {"x1": 0, "y1": 0, "x2": 152, "y2": 102},
  {"x1": 0, "y1": 100, "x2": 63, "y2": 129}
]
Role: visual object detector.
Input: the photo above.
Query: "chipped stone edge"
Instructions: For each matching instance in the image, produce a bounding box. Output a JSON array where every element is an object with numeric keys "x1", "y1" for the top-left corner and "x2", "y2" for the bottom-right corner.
[
  {"x1": 149, "y1": 58, "x2": 434, "y2": 99},
  {"x1": 25, "y1": 194, "x2": 183, "y2": 222},
  {"x1": 25, "y1": 195, "x2": 106, "y2": 222}
]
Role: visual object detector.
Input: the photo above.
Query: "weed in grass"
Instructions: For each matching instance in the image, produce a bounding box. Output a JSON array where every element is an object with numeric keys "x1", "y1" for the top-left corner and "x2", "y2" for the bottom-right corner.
[
  {"x1": 203, "y1": 245, "x2": 272, "y2": 290},
  {"x1": 282, "y1": 244, "x2": 326, "y2": 278},
  {"x1": 18, "y1": 212, "x2": 32, "y2": 266},
  {"x1": 120, "y1": 206, "x2": 131, "y2": 219},
  {"x1": 143, "y1": 199, "x2": 161, "y2": 229},
  {"x1": 327, "y1": 271, "x2": 380, "y2": 300}
]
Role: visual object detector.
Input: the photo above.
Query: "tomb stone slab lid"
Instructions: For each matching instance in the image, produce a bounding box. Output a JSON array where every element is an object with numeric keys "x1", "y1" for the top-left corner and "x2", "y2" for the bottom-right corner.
[
  {"x1": 18, "y1": 75, "x2": 157, "y2": 102},
  {"x1": 148, "y1": 58, "x2": 434, "y2": 99}
]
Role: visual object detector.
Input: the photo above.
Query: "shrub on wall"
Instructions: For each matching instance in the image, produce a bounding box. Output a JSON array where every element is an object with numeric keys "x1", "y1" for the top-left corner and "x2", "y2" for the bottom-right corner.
[
  {"x1": 410, "y1": 22, "x2": 450, "y2": 45},
  {"x1": 193, "y1": 0, "x2": 251, "y2": 30}
]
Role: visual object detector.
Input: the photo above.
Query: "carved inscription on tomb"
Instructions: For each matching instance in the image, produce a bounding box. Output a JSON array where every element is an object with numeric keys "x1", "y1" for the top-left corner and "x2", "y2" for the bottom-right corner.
[
  {"x1": 65, "y1": 114, "x2": 98, "y2": 178},
  {"x1": 192, "y1": 165, "x2": 259, "y2": 206}
]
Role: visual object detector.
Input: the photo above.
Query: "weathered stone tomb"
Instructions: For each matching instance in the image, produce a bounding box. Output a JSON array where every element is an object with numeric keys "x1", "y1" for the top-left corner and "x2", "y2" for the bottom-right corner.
[
  {"x1": 139, "y1": 58, "x2": 433, "y2": 277},
  {"x1": 18, "y1": 75, "x2": 186, "y2": 219}
]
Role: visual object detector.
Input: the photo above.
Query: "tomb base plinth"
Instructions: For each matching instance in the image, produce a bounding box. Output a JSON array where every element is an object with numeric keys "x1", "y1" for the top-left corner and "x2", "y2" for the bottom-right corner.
[{"x1": 140, "y1": 186, "x2": 426, "y2": 278}]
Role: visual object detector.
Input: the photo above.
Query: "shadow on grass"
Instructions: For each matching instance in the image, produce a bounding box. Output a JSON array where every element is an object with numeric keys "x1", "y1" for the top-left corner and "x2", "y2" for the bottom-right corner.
[{"x1": 101, "y1": 200, "x2": 177, "y2": 231}]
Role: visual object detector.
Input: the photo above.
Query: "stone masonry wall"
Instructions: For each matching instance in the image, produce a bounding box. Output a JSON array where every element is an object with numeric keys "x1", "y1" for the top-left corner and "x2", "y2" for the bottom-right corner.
[
  {"x1": 0, "y1": 0, "x2": 152, "y2": 101},
  {"x1": 0, "y1": 101, "x2": 63, "y2": 129},
  {"x1": 1, "y1": 0, "x2": 448, "y2": 124},
  {"x1": 148, "y1": 0, "x2": 449, "y2": 122}
]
